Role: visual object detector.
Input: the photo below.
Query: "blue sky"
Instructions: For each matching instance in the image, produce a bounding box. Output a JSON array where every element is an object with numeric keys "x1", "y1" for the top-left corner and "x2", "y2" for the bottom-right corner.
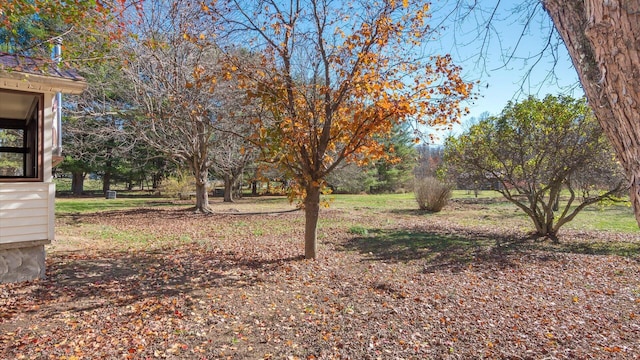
[{"x1": 424, "y1": 0, "x2": 584, "y2": 140}]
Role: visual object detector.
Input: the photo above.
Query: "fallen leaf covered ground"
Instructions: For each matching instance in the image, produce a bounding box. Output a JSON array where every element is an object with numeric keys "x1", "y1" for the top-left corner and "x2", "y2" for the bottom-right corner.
[{"x1": 1, "y1": 199, "x2": 639, "y2": 359}]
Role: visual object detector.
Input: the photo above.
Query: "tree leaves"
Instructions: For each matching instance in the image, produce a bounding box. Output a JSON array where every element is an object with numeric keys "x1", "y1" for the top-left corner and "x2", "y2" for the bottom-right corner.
[
  {"x1": 1, "y1": 0, "x2": 129, "y2": 63},
  {"x1": 215, "y1": 0, "x2": 474, "y2": 256},
  {"x1": 444, "y1": 95, "x2": 626, "y2": 238}
]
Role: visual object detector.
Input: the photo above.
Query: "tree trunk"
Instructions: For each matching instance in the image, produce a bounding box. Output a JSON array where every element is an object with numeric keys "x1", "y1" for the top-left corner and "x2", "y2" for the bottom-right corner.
[
  {"x1": 251, "y1": 180, "x2": 258, "y2": 196},
  {"x1": 194, "y1": 168, "x2": 211, "y2": 213},
  {"x1": 71, "y1": 171, "x2": 85, "y2": 195},
  {"x1": 223, "y1": 174, "x2": 234, "y2": 202},
  {"x1": 102, "y1": 150, "x2": 113, "y2": 194},
  {"x1": 544, "y1": 0, "x2": 640, "y2": 226},
  {"x1": 532, "y1": 215, "x2": 558, "y2": 242},
  {"x1": 152, "y1": 172, "x2": 161, "y2": 190},
  {"x1": 102, "y1": 170, "x2": 111, "y2": 194},
  {"x1": 304, "y1": 185, "x2": 321, "y2": 260},
  {"x1": 233, "y1": 181, "x2": 242, "y2": 199},
  {"x1": 234, "y1": 167, "x2": 244, "y2": 199}
]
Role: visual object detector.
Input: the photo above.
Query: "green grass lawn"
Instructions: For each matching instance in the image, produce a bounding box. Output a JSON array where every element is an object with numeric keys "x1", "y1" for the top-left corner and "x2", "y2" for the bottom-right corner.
[
  {"x1": 54, "y1": 190, "x2": 639, "y2": 233},
  {"x1": 570, "y1": 204, "x2": 638, "y2": 232},
  {"x1": 327, "y1": 191, "x2": 639, "y2": 233},
  {"x1": 55, "y1": 197, "x2": 178, "y2": 214}
]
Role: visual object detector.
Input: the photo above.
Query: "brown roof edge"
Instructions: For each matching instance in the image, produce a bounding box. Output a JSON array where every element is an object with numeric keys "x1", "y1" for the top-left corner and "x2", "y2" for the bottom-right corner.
[{"x1": 0, "y1": 52, "x2": 85, "y2": 82}]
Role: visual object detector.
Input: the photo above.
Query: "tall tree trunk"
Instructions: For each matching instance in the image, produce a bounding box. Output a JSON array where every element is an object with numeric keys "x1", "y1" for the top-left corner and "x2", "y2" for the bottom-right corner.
[
  {"x1": 233, "y1": 180, "x2": 242, "y2": 199},
  {"x1": 71, "y1": 171, "x2": 85, "y2": 195},
  {"x1": 152, "y1": 173, "x2": 161, "y2": 190},
  {"x1": 223, "y1": 174, "x2": 234, "y2": 202},
  {"x1": 303, "y1": 185, "x2": 321, "y2": 259},
  {"x1": 193, "y1": 167, "x2": 211, "y2": 213},
  {"x1": 102, "y1": 170, "x2": 111, "y2": 194},
  {"x1": 102, "y1": 147, "x2": 113, "y2": 194},
  {"x1": 233, "y1": 167, "x2": 244, "y2": 199},
  {"x1": 544, "y1": 0, "x2": 640, "y2": 226},
  {"x1": 195, "y1": 181, "x2": 210, "y2": 212}
]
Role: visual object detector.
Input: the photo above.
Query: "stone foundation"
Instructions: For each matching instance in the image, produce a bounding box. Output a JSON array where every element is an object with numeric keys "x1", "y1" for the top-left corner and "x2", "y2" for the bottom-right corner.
[{"x1": 0, "y1": 245, "x2": 46, "y2": 283}]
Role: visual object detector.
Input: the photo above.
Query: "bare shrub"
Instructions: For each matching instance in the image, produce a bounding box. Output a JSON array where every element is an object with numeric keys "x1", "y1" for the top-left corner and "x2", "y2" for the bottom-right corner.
[
  {"x1": 158, "y1": 170, "x2": 195, "y2": 199},
  {"x1": 414, "y1": 177, "x2": 452, "y2": 212}
]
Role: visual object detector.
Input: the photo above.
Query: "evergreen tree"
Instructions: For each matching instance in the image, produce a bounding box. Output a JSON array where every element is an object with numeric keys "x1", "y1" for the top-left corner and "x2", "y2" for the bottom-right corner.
[{"x1": 372, "y1": 124, "x2": 418, "y2": 193}]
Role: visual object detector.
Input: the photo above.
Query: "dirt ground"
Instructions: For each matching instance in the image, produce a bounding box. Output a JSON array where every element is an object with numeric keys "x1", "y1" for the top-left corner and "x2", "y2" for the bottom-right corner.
[{"x1": 1, "y1": 203, "x2": 639, "y2": 359}]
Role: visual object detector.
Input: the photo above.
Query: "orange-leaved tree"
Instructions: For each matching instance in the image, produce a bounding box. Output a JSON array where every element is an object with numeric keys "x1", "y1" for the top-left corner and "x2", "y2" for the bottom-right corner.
[
  {"x1": 214, "y1": 0, "x2": 473, "y2": 259},
  {"x1": 0, "y1": 0, "x2": 138, "y2": 59}
]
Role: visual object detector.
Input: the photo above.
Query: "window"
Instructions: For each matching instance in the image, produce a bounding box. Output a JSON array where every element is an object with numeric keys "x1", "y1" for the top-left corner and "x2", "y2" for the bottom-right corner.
[{"x1": 0, "y1": 90, "x2": 42, "y2": 180}]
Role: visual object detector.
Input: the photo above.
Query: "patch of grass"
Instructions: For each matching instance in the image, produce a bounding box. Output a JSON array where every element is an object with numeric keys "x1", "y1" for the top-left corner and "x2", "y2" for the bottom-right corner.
[
  {"x1": 198, "y1": 217, "x2": 302, "y2": 241},
  {"x1": 54, "y1": 178, "x2": 136, "y2": 193},
  {"x1": 326, "y1": 193, "x2": 415, "y2": 212},
  {"x1": 451, "y1": 189, "x2": 502, "y2": 200},
  {"x1": 566, "y1": 204, "x2": 638, "y2": 232},
  {"x1": 85, "y1": 225, "x2": 169, "y2": 247},
  {"x1": 325, "y1": 191, "x2": 638, "y2": 234},
  {"x1": 252, "y1": 229, "x2": 264, "y2": 236},
  {"x1": 348, "y1": 225, "x2": 369, "y2": 236},
  {"x1": 71, "y1": 224, "x2": 197, "y2": 250},
  {"x1": 54, "y1": 191, "x2": 638, "y2": 241},
  {"x1": 55, "y1": 198, "x2": 178, "y2": 215},
  {"x1": 54, "y1": 178, "x2": 104, "y2": 192},
  {"x1": 427, "y1": 193, "x2": 638, "y2": 234}
]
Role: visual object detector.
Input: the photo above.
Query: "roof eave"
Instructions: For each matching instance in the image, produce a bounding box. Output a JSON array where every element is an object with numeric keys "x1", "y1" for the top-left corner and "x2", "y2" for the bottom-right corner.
[{"x1": 0, "y1": 70, "x2": 87, "y2": 95}]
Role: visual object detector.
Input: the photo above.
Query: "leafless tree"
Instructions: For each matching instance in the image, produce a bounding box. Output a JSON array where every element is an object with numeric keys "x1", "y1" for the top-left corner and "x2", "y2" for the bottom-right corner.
[
  {"x1": 121, "y1": 0, "x2": 246, "y2": 213},
  {"x1": 211, "y1": 117, "x2": 259, "y2": 202}
]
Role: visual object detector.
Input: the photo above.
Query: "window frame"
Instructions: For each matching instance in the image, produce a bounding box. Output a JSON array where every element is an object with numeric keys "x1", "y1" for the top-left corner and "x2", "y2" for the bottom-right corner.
[{"x1": 0, "y1": 89, "x2": 44, "y2": 182}]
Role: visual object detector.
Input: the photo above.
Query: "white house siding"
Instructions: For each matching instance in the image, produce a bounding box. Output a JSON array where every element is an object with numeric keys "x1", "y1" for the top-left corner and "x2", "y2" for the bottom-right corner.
[
  {"x1": 43, "y1": 93, "x2": 54, "y2": 181},
  {"x1": 0, "y1": 88, "x2": 56, "y2": 247},
  {"x1": 0, "y1": 183, "x2": 54, "y2": 245},
  {"x1": 1, "y1": 58, "x2": 86, "y2": 282}
]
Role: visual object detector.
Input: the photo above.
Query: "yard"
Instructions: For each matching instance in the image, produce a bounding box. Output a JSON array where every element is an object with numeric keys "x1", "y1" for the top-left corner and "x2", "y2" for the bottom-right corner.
[{"x1": 1, "y1": 193, "x2": 639, "y2": 359}]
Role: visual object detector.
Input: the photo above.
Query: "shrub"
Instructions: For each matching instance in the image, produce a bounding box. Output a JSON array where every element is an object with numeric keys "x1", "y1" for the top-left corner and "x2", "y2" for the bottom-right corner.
[
  {"x1": 443, "y1": 95, "x2": 625, "y2": 238},
  {"x1": 158, "y1": 170, "x2": 194, "y2": 199},
  {"x1": 414, "y1": 177, "x2": 452, "y2": 212}
]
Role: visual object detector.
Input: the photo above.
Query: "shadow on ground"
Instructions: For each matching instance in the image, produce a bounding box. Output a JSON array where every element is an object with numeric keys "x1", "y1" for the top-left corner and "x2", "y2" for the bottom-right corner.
[
  {"x1": 339, "y1": 225, "x2": 640, "y2": 272},
  {"x1": 57, "y1": 207, "x2": 191, "y2": 226},
  {"x1": 6, "y1": 245, "x2": 303, "y2": 318},
  {"x1": 338, "y1": 228, "x2": 523, "y2": 273}
]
